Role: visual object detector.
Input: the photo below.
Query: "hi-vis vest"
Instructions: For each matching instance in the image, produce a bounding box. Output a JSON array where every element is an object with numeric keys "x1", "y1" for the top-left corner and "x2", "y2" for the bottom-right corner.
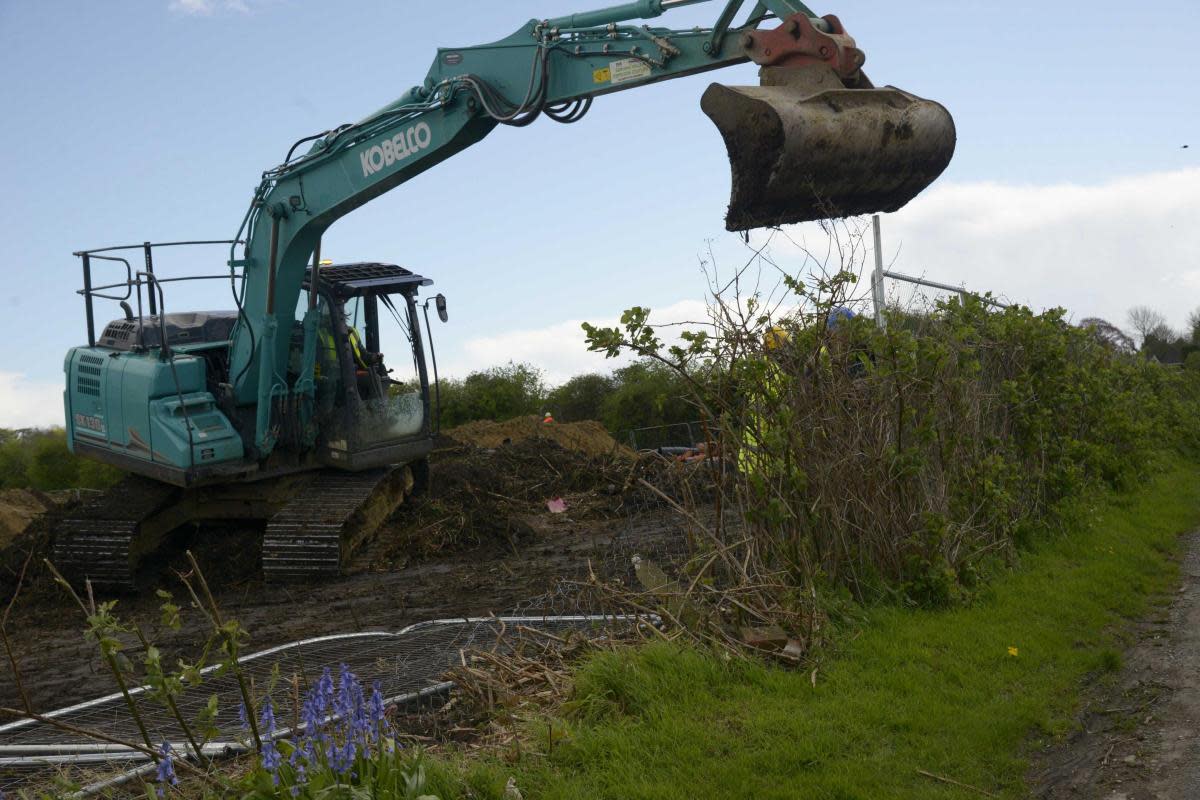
[{"x1": 316, "y1": 325, "x2": 367, "y2": 377}]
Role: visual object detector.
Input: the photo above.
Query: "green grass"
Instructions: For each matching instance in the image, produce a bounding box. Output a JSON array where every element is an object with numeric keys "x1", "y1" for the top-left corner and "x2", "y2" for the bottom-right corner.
[{"x1": 455, "y1": 459, "x2": 1200, "y2": 800}]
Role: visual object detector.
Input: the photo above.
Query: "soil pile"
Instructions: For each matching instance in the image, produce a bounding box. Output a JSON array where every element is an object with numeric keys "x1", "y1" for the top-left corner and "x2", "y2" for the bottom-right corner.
[
  {"x1": 445, "y1": 416, "x2": 628, "y2": 458},
  {"x1": 0, "y1": 489, "x2": 48, "y2": 552}
]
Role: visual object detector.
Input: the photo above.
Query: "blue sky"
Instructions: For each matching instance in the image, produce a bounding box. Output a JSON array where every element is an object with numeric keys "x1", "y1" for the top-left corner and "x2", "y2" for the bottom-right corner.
[{"x1": 0, "y1": 0, "x2": 1197, "y2": 426}]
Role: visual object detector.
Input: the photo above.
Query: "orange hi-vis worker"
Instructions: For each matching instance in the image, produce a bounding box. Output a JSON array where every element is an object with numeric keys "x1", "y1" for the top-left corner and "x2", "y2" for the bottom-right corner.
[{"x1": 542, "y1": 411, "x2": 555, "y2": 424}]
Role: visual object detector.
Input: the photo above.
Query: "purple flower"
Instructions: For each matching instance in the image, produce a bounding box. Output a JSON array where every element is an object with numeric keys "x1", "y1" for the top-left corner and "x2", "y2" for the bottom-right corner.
[
  {"x1": 155, "y1": 741, "x2": 178, "y2": 797},
  {"x1": 260, "y1": 739, "x2": 282, "y2": 785},
  {"x1": 315, "y1": 666, "x2": 335, "y2": 712},
  {"x1": 368, "y1": 681, "x2": 390, "y2": 742},
  {"x1": 335, "y1": 663, "x2": 362, "y2": 720},
  {"x1": 369, "y1": 682, "x2": 387, "y2": 725},
  {"x1": 259, "y1": 697, "x2": 277, "y2": 736},
  {"x1": 237, "y1": 702, "x2": 249, "y2": 731}
]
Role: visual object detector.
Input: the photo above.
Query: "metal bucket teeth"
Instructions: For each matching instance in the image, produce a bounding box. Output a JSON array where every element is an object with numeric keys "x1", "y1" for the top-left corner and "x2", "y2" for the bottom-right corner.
[{"x1": 702, "y1": 67, "x2": 956, "y2": 230}]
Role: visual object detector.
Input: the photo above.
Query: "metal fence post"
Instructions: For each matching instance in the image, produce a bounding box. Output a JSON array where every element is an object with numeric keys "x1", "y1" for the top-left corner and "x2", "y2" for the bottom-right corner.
[{"x1": 871, "y1": 214, "x2": 886, "y2": 329}]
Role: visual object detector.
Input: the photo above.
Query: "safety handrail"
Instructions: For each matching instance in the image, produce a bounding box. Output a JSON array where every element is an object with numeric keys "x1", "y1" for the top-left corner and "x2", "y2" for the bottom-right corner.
[{"x1": 75, "y1": 239, "x2": 244, "y2": 347}]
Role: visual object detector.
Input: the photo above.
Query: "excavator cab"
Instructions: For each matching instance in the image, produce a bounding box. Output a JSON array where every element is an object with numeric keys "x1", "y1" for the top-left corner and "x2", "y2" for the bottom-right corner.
[{"x1": 298, "y1": 262, "x2": 437, "y2": 472}]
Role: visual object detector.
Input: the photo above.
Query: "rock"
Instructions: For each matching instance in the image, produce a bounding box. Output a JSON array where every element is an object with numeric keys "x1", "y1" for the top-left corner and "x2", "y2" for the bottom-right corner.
[{"x1": 740, "y1": 625, "x2": 790, "y2": 651}]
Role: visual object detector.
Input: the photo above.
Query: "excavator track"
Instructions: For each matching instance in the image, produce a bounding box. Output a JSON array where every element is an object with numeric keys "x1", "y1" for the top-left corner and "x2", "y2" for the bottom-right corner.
[
  {"x1": 53, "y1": 476, "x2": 181, "y2": 590},
  {"x1": 262, "y1": 465, "x2": 414, "y2": 583}
]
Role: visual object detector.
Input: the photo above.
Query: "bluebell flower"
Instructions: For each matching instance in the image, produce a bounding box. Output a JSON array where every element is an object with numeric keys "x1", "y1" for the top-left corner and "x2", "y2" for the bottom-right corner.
[
  {"x1": 335, "y1": 663, "x2": 362, "y2": 720},
  {"x1": 260, "y1": 738, "x2": 283, "y2": 785},
  {"x1": 315, "y1": 666, "x2": 335, "y2": 713},
  {"x1": 237, "y1": 701, "x2": 249, "y2": 731},
  {"x1": 259, "y1": 697, "x2": 277, "y2": 736},
  {"x1": 155, "y1": 741, "x2": 178, "y2": 797},
  {"x1": 368, "y1": 681, "x2": 390, "y2": 742}
]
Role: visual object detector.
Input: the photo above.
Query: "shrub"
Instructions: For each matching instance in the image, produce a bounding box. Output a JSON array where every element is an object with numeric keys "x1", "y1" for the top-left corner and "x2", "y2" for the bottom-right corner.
[
  {"x1": 545, "y1": 372, "x2": 615, "y2": 423},
  {"x1": 437, "y1": 362, "x2": 546, "y2": 429},
  {"x1": 599, "y1": 361, "x2": 696, "y2": 435},
  {"x1": 0, "y1": 428, "x2": 122, "y2": 491}
]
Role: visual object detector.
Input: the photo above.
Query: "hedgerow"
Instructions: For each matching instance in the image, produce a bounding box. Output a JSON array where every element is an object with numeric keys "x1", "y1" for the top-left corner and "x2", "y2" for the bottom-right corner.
[{"x1": 583, "y1": 238, "x2": 1200, "y2": 613}]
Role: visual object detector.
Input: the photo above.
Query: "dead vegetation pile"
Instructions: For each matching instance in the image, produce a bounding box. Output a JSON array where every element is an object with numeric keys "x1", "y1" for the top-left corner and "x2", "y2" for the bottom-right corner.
[
  {"x1": 0, "y1": 490, "x2": 87, "y2": 603},
  {"x1": 436, "y1": 621, "x2": 652, "y2": 754},
  {"x1": 376, "y1": 434, "x2": 639, "y2": 565}
]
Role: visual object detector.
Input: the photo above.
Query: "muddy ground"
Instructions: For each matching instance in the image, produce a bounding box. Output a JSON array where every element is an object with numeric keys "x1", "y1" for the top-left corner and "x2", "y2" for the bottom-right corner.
[
  {"x1": 1032, "y1": 528, "x2": 1200, "y2": 799},
  {"x1": 0, "y1": 422, "x2": 691, "y2": 715}
]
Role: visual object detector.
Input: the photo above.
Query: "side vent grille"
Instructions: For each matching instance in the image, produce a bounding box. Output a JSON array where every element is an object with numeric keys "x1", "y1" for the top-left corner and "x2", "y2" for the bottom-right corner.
[
  {"x1": 76, "y1": 354, "x2": 104, "y2": 397},
  {"x1": 98, "y1": 320, "x2": 139, "y2": 350}
]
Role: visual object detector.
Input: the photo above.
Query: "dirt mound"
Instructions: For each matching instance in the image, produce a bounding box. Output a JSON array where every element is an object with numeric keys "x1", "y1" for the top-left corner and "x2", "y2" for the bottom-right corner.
[
  {"x1": 445, "y1": 416, "x2": 627, "y2": 458},
  {"x1": 0, "y1": 489, "x2": 48, "y2": 552}
]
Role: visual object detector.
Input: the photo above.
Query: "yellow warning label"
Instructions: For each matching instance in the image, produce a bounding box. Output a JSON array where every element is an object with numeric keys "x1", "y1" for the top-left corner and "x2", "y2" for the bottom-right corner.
[{"x1": 593, "y1": 67, "x2": 612, "y2": 84}]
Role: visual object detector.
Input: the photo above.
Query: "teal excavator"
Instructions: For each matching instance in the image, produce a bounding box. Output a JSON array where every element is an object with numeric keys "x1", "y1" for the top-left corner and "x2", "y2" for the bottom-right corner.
[{"x1": 59, "y1": 0, "x2": 955, "y2": 588}]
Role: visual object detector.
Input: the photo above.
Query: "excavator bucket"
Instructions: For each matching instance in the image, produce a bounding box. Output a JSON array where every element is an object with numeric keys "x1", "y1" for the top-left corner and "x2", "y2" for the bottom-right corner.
[
  {"x1": 703, "y1": 66, "x2": 956, "y2": 230},
  {"x1": 703, "y1": 65, "x2": 956, "y2": 231}
]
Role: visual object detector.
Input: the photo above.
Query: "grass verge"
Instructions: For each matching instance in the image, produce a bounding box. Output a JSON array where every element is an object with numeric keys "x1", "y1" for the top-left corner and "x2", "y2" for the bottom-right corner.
[{"x1": 455, "y1": 458, "x2": 1200, "y2": 800}]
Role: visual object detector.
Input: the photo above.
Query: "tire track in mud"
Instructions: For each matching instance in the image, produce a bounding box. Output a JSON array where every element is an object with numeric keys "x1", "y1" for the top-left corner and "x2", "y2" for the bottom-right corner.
[{"x1": 1033, "y1": 529, "x2": 1200, "y2": 799}]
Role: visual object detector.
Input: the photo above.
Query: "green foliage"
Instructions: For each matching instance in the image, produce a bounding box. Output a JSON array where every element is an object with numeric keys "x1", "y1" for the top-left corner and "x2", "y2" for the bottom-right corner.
[
  {"x1": 434, "y1": 360, "x2": 694, "y2": 435},
  {"x1": 598, "y1": 362, "x2": 694, "y2": 435},
  {"x1": 545, "y1": 373, "x2": 615, "y2": 423},
  {"x1": 437, "y1": 362, "x2": 547, "y2": 429},
  {"x1": 0, "y1": 428, "x2": 123, "y2": 490}
]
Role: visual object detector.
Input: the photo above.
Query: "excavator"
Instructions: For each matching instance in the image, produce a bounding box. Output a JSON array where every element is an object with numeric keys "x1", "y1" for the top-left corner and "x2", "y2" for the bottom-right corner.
[{"x1": 58, "y1": 0, "x2": 955, "y2": 589}]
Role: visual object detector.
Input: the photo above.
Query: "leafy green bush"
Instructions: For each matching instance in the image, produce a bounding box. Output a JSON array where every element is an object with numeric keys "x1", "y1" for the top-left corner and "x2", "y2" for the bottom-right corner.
[
  {"x1": 0, "y1": 428, "x2": 123, "y2": 491},
  {"x1": 435, "y1": 360, "x2": 696, "y2": 434},
  {"x1": 437, "y1": 363, "x2": 546, "y2": 429},
  {"x1": 545, "y1": 373, "x2": 615, "y2": 423},
  {"x1": 598, "y1": 361, "x2": 696, "y2": 435}
]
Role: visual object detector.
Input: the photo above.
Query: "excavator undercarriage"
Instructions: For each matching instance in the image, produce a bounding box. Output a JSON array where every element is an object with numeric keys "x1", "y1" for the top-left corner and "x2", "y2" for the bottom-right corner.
[{"x1": 54, "y1": 462, "x2": 425, "y2": 589}]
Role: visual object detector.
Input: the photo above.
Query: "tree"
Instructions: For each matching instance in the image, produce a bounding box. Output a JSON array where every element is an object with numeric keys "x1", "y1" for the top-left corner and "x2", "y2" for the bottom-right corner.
[
  {"x1": 1142, "y1": 323, "x2": 1185, "y2": 364},
  {"x1": 600, "y1": 361, "x2": 695, "y2": 435},
  {"x1": 437, "y1": 362, "x2": 546, "y2": 428},
  {"x1": 546, "y1": 373, "x2": 615, "y2": 422},
  {"x1": 1127, "y1": 306, "x2": 1168, "y2": 347},
  {"x1": 1187, "y1": 307, "x2": 1200, "y2": 346},
  {"x1": 1079, "y1": 317, "x2": 1135, "y2": 354}
]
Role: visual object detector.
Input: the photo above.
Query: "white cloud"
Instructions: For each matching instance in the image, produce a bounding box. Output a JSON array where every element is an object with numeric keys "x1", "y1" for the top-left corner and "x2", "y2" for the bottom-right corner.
[
  {"x1": 866, "y1": 167, "x2": 1200, "y2": 332},
  {"x1": 168, "y1": 0, "x2": 251, "y2": 16},
  {"x1": 444, "y1": 299, "x2": 712, "y2": 385},
  {"x1": 0, "y1": 373, "x2": 65, "y2": 430}
]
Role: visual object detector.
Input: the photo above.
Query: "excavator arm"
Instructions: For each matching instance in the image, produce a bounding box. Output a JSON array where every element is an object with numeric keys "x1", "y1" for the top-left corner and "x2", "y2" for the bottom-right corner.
[{"x1": 227, "y1": 0, "x2": 955, "y2": 455}]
